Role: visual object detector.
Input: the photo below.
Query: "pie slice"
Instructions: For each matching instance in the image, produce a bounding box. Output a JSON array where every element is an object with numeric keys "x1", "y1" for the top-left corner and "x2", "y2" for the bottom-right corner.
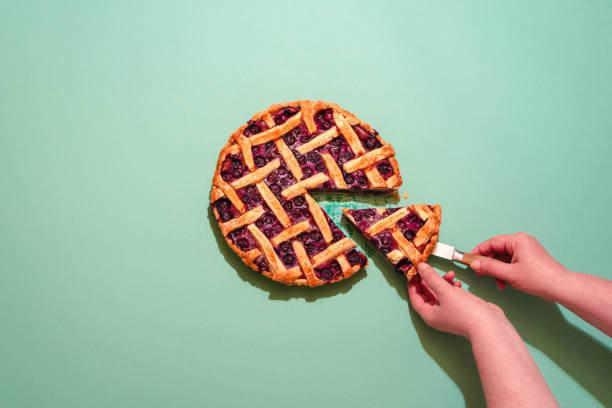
[
  {"x1": 342, "y1": 205, "x2": 442, "y2": 279},
  {"x1": 211, "y1": 100, "x2": 403, "y2": 287}
]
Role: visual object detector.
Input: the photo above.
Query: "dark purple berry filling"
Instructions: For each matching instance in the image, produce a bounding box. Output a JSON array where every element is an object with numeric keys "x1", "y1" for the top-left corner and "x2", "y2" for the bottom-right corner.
[
  {"x1": 283, "y1": 123, "x2": 312, "y2": 151},
  {"x1": 213, "y1": 197, "x2": 240, "y2": 222},
  {"x1": 275, "y1": 240, "x2": 298, "y2": 268},
  {"x1": 395, "y1": 258, "x2": 413, "y2": 275},
  {"x1": 314, "y1": 259, "x2": 343, "y2": 281},
  {"x1": 254, "y1": 207, "x2": 283, "y2": 238},
  {"x1": 251, "y1": 142, "x2": 281, "y2": 169},
  {"x1": 228, "y1": 226, "x2": 256, "y2": 252},
  {"x1": 352, "y1": 125, "x2": 382, "y2": 151},
  {"x1": 396, "y1": 212, "x2": 425, "y2": 237},
  {"x1": 314, "y1": 109, "x2": 336, "y2": 132},
  {"x1": 272, "y1": 106, "x2": 300, "y2": 125},
  {"x1": 377, "y1": 159, "x2": 393, "y2": 179},
  {"x1": 244, "y1": 119, "x2": 269, "y2": 136},
  {"x1": 284, "y1": 195, "x2": 310, "y2": 223},
  {"x1": 237, "y1": 185, "x2": 263, "y2": 209},
  {"x1": 298, "y1": 226, "x2": 328, "y2": 257},
  {"x1": 347, "y1": 208, "x2": 383, "y2": 231},
  {"x1": 265, "y1": 166, "x2": 296, "y2": 199},
  {"x1": 347, "y1": 249, "x2": 367, "y2": 266},
  {"x1": 342, "y1": 169, "x2": 369, "y2": 189},
  {"x1": 219, "y1": 154, "x2": 248, "y2": 182},
  {"x1": 254, "y1": 256, "x2": 269, "y2": 272},
  {"x1": 372, "y1": 230, "x2": 397, "y2": 254}
]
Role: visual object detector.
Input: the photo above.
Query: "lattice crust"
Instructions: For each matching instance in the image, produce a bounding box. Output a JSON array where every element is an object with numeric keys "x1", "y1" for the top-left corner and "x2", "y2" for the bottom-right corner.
[
  {"x1": 342, "y1": 205, "x2": 442, "y2": 280},
  {"x1": 211, "y1": 100, "x2": 404, "y2": 286}
]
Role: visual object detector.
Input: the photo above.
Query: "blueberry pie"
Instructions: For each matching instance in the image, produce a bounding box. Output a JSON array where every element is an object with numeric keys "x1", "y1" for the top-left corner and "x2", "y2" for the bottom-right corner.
[
  {"x1": 343, "y1": 205, "x2": 442, "y2": 280},
  {"x1": 210, "y1": 100, "x2": 403, "y2": 286}
]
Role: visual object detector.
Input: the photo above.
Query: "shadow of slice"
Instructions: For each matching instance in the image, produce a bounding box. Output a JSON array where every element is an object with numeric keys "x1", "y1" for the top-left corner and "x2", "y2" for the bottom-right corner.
[
  {"x1": 433, "y1": 258, "x2": 612, "y2": 407},
  {"x1": 207, "y1": 205, "x2": 367, "y2": 302},
  {"x1": 310, "y1": 191, "x2": 401, "y2": 206},
  {"x1": 342, "y1": 222, "x2": 487, "y2": 407}
]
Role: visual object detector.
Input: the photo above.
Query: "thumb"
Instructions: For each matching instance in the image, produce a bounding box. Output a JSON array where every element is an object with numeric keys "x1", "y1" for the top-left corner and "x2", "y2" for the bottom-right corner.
[
  {"x1": 417, "y1": 263, "x2": 450, "y2": 297},
  {"x1": 471, "y1": 257, "x2": 514, "y2": 282}
]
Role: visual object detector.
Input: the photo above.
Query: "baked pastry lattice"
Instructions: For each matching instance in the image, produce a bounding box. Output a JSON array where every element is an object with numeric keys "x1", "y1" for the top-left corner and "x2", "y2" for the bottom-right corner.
[
  {"x1": 343, "y1": 205, "x2": 442, "y2": 279},
  {"x1": 211, "y1": 100, "x2": 403, "y2": 286}
]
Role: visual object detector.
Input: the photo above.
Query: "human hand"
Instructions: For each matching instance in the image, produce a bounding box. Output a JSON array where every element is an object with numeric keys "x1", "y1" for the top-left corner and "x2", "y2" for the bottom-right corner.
[
  {"x1": 408, "y1": 263, "x2": 508, "y2": 339},
  {"x1": 470, "y1": 232, "x2": 569, "y2": 300}
]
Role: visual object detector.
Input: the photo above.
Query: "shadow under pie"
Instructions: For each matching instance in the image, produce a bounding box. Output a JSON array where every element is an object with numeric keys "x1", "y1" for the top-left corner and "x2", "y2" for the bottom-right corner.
[{"x1": 207, "y1": 205, "x2": 367, "y2": 302}]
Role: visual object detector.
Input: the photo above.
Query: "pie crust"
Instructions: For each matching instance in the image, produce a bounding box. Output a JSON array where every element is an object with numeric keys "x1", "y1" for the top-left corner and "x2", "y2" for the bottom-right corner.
[
  {"x1": 343, "y1": 205, "x2": 442, "y2": 279},
  {"x1": 211, "y1": 100, "x2": 403, "y2": 286}
]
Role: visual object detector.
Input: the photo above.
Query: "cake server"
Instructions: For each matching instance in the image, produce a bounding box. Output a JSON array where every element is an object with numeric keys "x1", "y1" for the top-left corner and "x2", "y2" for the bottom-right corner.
[{"x1": 431, "y1": 242, "x2": 507, "y2": 290}]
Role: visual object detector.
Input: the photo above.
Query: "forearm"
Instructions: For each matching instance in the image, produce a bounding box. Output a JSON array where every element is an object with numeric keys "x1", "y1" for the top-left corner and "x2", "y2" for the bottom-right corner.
[
  {"x1": 469, "y1": 319, "x2": 558, "y2": 408},
  {"x1": 550, "y1": 270, "x2": 612, "y2": 337}
]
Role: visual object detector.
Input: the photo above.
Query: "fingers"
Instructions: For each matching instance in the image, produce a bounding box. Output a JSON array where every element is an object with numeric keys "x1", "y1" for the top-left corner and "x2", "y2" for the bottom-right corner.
[
  {"x1": 471, "y1": 257, "x2": 514, "y2": 282},
  {"x1": 408, "y1": 278, "x2": 435, "y2": 319},
  {"x1": 443, "y1": 271, "x2": 455, "y2": 283},
  {"x1": 443, "y1": 270, "x2": 462, "y2": 287},
  {"x1": 417, "y1": 263, "x2": 451, "y2": 297},
  {"x1": 471, "y1": 234, "x2": 514, "y2": 257}
]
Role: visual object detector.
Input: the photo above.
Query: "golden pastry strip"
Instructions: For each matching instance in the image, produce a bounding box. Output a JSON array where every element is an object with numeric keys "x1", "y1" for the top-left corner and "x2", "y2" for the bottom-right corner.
[
  {"x1": 312, "y1": 238, "x2": 355, "y2": 267},
  {"x1": 256, "y1": 182, "x2": 290, "y2": 227},
  {"x1": 366, "y1": 207, "x2": 410, "y2": 236},
  {"x1": 248, "y1": 224, "x2": 285, "y2": 276},
  {"x1": 275, "y1": 139, "x2": 303, "y2": 181},
  {"x1": 321, "y1": 153, "x2": 347, "y2": 189},
  {"x1": 333, "y1": 111, "x2": 364, "y2": 155},
  {"x1": 248, "y1": 113, "x2": 302, "y2": 146},
  {"x1": 293, "y1": 241, "x2": 318, "y2": 286},
  {"x1": 221, "y1": 206, "x2": 266, "y2": 237},
  {"x1": 364, "y1": 167, "x2": 386, "y2": 188},
  {"x1": 281, "y1": 173, "x2": 329, "y2": 199},
  {"x1": 270, "y1": 220, "x2": 311, "y2": 247},
  {"x1": 343, "y1": 144, "x2": 395, "y2": 173},
  {"x1": 296, "y1": 127, "x2": 339, "y2": 154},
  {"x1": 231, "y1": 158, "x2": 281, "y2": 190},
  {"x1": 306, "y1": 194, "x2": 333, "y2": 243},
  {"x1": 237, "y1": 135, "x2": 254, "y2": 170},
  {"x1": 391, "y1": 229, "x2": 422, "y2": 265}
]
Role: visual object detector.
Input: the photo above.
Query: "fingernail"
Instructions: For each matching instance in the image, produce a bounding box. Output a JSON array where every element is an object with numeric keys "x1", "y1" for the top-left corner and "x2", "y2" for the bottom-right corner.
[{"x1": 471, "y1": 260, "x2": 481, "y2": 270}]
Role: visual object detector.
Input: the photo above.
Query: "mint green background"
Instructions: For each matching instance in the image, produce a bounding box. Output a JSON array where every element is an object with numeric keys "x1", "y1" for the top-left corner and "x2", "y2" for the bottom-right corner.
[{"x1": 2, "y1": 1, "x2": 611, "y2": 407}]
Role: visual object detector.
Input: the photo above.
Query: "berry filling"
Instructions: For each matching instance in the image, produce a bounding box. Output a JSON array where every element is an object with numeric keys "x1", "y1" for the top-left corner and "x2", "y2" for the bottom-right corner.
[
  {"x1": 236, "y1": 185, "x2": 263, "y2": 209},
  {"x1": 352, "y1": 125, "x2": 382, "y2": 151},
  {"x1": 243, "y1": 119, "x2": 269, "y2": 136},
  {"x1": 382, "y1": 207, "x2": 401, "y2": 218},
  {"x1": 219, "y1": 154, "x2": 249, "y2": 182},
  {"x1": 298, "y1": 151, "x2": 328, "y2": 180},
  {"x1": 275, "y1": 240, "x2": 298, "y2": 268},
  {"x1": 228, "y1": 226, "x2": 256, "y2": 252},
  {"x1": 347, "y1": 208, "x2": 383, "y2": 231},
  {"x1": 372, "y1": 230, "x2": 398, "y2": 254},
  {"x1": 314, "y1": 259, "x2": 343, "y2": 281},
  {"x1": 317, "y1": 136, "x2": 356, "y2": 166},
  {"x1": 395, "y1": 258, "x2": 413, "y2": 275},
  {"x1": 396, "y1": 212, "x2": 425, "y2": 240},
  {"x1": 298, "y1": 226, "x2": 329, "y2": 257},
  {"x1": 284, "y1": 194, "x2": 311, "y2": 223},
  {"x1": 272, "y1": 106, "x2": 300, "y2": 125},
  {"x1": 326, "y1": 213, "x2": 346, "y2": 242},
  {"x1": 347, "y1": 249, "x2": 367, "y2": 266},
  {"x1": 254, "y1": 206, "x2": 284, "y2": 238},
  {"x1": 252, "y1": 141, "x2": 282, "y2": 169},
  {"x1": 343, "y1": 169, "x2": 369, "y2": 190},
  {"x1": 314, "y1": 109, "x2": 336, "y2": 133},
  {"x1": 213, "y1": 197, "x2": 240, "y2": 222},
  {"x1": 265, "y1": 166, "x2": 296, "y2": 199},
  {"x1": 376, "y1": 159, "x2": 393, "y2": 179},
  {"x1": 254, "y1": 255, "x2": 269, "y2": 272}
]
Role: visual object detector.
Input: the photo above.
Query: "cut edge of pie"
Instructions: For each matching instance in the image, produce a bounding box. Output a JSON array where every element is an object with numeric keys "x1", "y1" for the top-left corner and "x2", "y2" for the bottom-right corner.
[
  {"x1": 342, "y1": 205, "x2": 442, "y2": 280},
  {"x1": 211, "y1": 100, "x2": 403, "y2": 287}
]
